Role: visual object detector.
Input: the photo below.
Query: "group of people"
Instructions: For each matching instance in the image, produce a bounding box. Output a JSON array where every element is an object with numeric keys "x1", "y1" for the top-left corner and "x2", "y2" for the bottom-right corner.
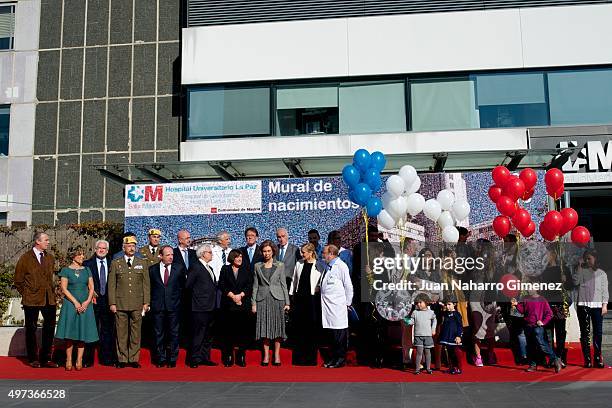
[{"x1": 12, "y1": 225, "x2": 609, "y2": 374}]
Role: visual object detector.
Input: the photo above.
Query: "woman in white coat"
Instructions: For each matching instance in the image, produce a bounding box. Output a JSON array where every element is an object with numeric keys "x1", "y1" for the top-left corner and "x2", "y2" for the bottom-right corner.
[
  {"x1": 320, "y1": 245, "x2": 353, "y2": 368},
  {"x1": 290, "y1": 243, "x2": 325, "y2": 365}
]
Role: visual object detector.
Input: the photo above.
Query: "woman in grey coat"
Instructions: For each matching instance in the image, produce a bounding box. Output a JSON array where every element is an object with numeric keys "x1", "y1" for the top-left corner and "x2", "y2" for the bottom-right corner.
[{"x1": 251, "y1": 239, "x2": 290, "y2": 366}]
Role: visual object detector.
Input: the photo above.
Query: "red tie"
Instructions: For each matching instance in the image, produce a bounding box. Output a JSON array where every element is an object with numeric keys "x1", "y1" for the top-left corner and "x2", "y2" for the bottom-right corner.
[{"x1": 163, "y1": 264, "x2": 169, "y2": 286}]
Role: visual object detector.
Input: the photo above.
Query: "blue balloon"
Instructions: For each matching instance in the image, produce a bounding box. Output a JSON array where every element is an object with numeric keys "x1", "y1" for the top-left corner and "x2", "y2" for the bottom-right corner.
[
  {"x1": 342, "y1": 164, "x2": 360, "y2": 188},
  {"x1": 353, "y1": 149, "x2": 371, "y2": 171},
  {"x1": 363, "y1": 169, "x2": 382, "y2": 192},
  {"x1": 353, "y1": 183, "x2": 372, "y2": 206},
  {"x1": 348, "y1": 188, "x2": 357, "y2": 204},
  {"x1": 370, "y1": 151, "x2": 386, "y2": 172},
  {"x1": 366, "y1": 196, "x2": 383, "y2": 217}
]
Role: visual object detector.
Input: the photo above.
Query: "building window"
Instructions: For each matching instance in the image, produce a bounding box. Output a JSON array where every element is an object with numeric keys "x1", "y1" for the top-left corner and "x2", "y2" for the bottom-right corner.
[
  {"x1": 0, "y1": 4, "x2": 15, "y2": 50},
  {"x1": 472, "y1": 72, "x2": 548, "y2": 128},
  {"x1": 188, "y1": 86, "x2": 271, "y2": 138},
  {"x1": 410, "y1": 78, "x2": 479, "y2": 132},
  {"x1": 276, "y1": 85, "x2": 339, "y2": 136},
  {"x1": 0, "y1": 105, "x2": 9, "y2": 156},
  {"x1": 548, "y1": 68, "x2": 612, "y2": 126},
  {"x1": 0, "y1": 212, "x2": 6, "y2": 226},
  {"x1": 339, "y1": 81, "x2": 406, "y2": 134}
]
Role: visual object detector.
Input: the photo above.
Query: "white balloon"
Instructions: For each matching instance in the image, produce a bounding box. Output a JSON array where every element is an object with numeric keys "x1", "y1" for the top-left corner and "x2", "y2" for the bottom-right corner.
[
  {"x1": 437, "y1": 210, "x2": 455, "y2": 229},
  {"x1": 437, "y1": 189, "x2": 455, "y2": 211},
  {"x1": 442, "y1": 225, "x2": 459, "y2": 243},
  {"x1": 386, "y1": 175, "x2": 405, "y2": 198},
  {"x1": 387, "y1": 195, "x2": 408, "y2": 220},
  {"x1": 406, "y1": 176, "x2": 421, "y2": 195},
  {"x1": 382, "y1": 191, "x2": 395, "y2": 210},
  {"x1": 399, "y1": 165, "x2": 417, "y2": 192},
  {"x1": 377, "y1": 210, "x2": 396, "y2": 230},
  {"x1": 405, "y1": 193, "x2": 425, "y2": 216},
  {"x1": 452, "y1": 199, "x2": 471, "y2": 221},
  {"x1": 423, "y1": 199, "x2": 442, "y2": 222}
]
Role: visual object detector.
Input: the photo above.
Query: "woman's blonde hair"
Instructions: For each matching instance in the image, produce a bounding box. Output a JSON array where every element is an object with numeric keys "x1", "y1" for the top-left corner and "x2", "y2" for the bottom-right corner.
[{"x1": 301, "y1": 242, "x2": 317, "y2": 259}]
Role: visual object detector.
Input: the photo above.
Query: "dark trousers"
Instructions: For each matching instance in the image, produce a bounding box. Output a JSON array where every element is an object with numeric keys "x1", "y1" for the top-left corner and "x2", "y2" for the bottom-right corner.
[
  {"x1": 153, "y1": 310, "x2": 180, "y2": 364},
  {"x1": 23, "y1": 304, "x2": 56, "y2": 364},
  {"x1": 329, "y1": 328, "x2": 348, "y2": 363},
  {"x1": 577, "y1": 306, "x2": 603, "y2": 359},
  {"x1": 84, "y1": 296, "x2": 116, "y2": 365},
  {"x1": 545, "y1": 318, "x2": 567, "y2": 358},
  {"x1": 444, "y1": 345, "x2": 464, "y2": 371},
  {"x1": 525, "y1": 326, "x2": 557, "y2": 366},
  {"x1": 191, "y1": 311, "x2": 214, "y2": 364}
]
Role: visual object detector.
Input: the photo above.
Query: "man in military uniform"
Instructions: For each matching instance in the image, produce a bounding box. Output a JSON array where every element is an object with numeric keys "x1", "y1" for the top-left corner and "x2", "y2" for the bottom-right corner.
[
  {"x1": 139, "y1": 228, "x2": 162, "y2": 266},
  {"x1": 108, "y1": 236, "x2": 150, "y2": 368}
]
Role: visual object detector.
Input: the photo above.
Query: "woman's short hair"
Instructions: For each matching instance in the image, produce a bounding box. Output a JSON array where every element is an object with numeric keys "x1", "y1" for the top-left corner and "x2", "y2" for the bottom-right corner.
[
  {"x1": 300, "y1": 242, "x2": 317, "y2": 259},
  {"x1": 68, "y1": 246, "x2": 86, "y2": 260},
  {"x1": 227, "y1": 249, "x2": 243, "y2": 265},
  {"x1": 260, "y1": 239, "x2": 278, "y2": 257}
]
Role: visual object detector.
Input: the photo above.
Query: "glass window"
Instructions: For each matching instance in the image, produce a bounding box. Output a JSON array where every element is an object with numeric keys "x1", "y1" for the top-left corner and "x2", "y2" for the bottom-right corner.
[
  {"x1": 0, "y1": 212, "x2": 6, "y2": 226},
  {"x1": 410, "y1": 78, "x2": 479, "y2": 131},
  {"x1": 276, "y1": 85, "x2": 338, "y2": 136},
  {"x1": 339, "y1": 81, "x2": 406, "y2": 134},
  {"x1": 473, "y1": 72, "x2": 548, "y2": 128},
  {"x1": 188, "y1": 87, "x2": 271, "y2": 138},
  {"x1": 0, "y1": 5, "x2": 14, "y2": 50},
  {"x1": 548, "y1": 69, "x2": 612, "y2": 126},
  {"x1": 0, "y1": 106, "x2": 9, "y2": 156}
]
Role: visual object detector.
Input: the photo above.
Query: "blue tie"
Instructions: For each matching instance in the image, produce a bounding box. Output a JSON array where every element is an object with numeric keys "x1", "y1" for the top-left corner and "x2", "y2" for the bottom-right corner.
[
  {"x1": 248, "y1": 247, "x2": 254, "y2": 262},
  {"x1": 99, "y1": 260, "x2": 106, "y2": 296},
  {"x1": 279, "y1": 247, "x2": 285, "y2": 261},
  {"x1": 183, "y1": 249, "x2": 189, "y2": 269}
]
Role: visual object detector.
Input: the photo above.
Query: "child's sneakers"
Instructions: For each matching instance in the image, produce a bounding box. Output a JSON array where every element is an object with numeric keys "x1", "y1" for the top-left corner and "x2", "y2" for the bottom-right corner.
[
  {"x1": 414, "y1": 370, "x2": 421, "y2": 375},
  {"x1": 425, "y1": 369, "x2": 433, "y2": 374},
  {"x1": 474, "y1": 355, "x2": 484, "y2": 367}
]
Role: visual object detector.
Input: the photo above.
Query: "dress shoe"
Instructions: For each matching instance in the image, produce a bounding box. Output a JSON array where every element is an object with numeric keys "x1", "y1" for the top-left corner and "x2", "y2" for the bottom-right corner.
[
  {"x1": 156, "y1": 362, "x2": 166, "y2": 368},
  {"x1": 526, "y1": 365, "x2": 537, "y2": 372},
  {"x1": 190, "y1": 362, "x2": 199, "y2": 368},
  {"x1": 29, "y1": 361, "x2": 41, "y2": 368},
  {"x1": 554, "y1": 359, "x2": 562, "y2": 373},
  {"x1": 200, "y1": 360, "x2": 218, "y2": 366},
  {"x1": 129, "y1": 362, "x2": 141, "y2": 368},
  {"x1": 43, "y1": 361, "x2": 59, "y2": 368},
  {"x1": 236, "y1": 352, "x2": 246, "y2": 367},
  {"x1": 584, "y1": 356, "x2": 592, "y2": 368},
  {"x1": 594, "y1": 355, "x2": 605, "y2": 368},
  {"x1": 116, "y1": 362, "x2": 127, "y2": 368},
  {"x1": 323, "y1": 359, "x2": 335, "y2": 368},
  {"x1": 168, "y1": 362, "x2": 176, "y2": 368},
  {"x1": 328, "y1": 360, "x2": 346, "y2": 368}
]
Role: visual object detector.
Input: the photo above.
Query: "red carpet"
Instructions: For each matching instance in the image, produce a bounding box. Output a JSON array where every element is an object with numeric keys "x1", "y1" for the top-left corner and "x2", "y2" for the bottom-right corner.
[{"x1": 1, "y1": 344, "x2": 611, "y2": 383}]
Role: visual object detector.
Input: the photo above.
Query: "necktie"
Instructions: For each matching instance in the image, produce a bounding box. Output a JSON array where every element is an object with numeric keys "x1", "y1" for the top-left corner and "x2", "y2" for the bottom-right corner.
[
  {"x1": 222, "y1": 250, "x2": 227, "y2": 265},
  {"x1": 163, "y1": 264, "x2": 169, "y2": 286},
  {"x1": 151, "y1": 247, "x2": 156, "y2": 256},
  {"x1": 248, "y1": 247, "x2": 254, "y2": 262},
  {"x1": 206, "y1": 265, "x2": 216, "y2": 284},
  {"x1": 279, "y1": 247, "x2": 285, "y2": 261},
  {"x1": 99, "y1": 260, "x2": 106, "y2": 296},
  {"x1": 38, "y1": 251, "x2": 44, "y2": 264},
  {"x1": 183, "y1": 249, "x2": 189, "y2": 269},
  {"x1": 127, "y1": 258, "x2": 132, "y2": 268}
]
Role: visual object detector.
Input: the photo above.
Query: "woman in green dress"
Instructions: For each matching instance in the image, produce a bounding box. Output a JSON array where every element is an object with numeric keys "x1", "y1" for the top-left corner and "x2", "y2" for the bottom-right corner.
[{"x1": 55, "y1": 247, "x2": 99, "y2": 370}]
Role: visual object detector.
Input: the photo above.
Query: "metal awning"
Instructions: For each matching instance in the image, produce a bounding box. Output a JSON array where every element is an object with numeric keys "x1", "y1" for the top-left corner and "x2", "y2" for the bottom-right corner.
[{"x1": 94, "y1": 147, "x2": 577, "y2": 185}]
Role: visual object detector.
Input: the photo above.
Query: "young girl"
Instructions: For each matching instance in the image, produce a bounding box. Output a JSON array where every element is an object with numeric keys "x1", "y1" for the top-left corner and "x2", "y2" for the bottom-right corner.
[
  {"x1": 439, "y1": 300, "x2": 464, "y2": 374},
  {"x1": 410, "y1": 295, "x2": 437, "y2": 375}
]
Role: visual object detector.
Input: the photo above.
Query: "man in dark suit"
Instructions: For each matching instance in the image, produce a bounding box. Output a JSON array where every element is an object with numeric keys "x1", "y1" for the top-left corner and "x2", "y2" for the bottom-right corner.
[
  {"x1": 13, "y1": 232, "x2": 59, "y2": 368},
  {"x1": 275, "y1": 227, "x2": 301, "y2": 288},
  {"x1": 185, "y1": 244, "x2": 219, "y2": 368},
  {"x1": 173, "y1": 229, "x2": 197, "y2": 348},
  {"x1": 239, "y1": 226, "x2": 264, "y2": 274},
  {"x1": 83, "y1": 239, "x2": 116, "y2": 367},
  {"x1": 173, "y1": 229, "x2": 197, "y2": 271},
  {"x1": 149, "y1": 245, "x2": 185, "y2": 368}
]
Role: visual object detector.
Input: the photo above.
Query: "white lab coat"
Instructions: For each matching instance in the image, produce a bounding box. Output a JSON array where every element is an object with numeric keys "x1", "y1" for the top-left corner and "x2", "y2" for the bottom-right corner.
[
  {"x1": 320, "y1": 258, "x2": 353, "y2": 329},
  {"x1": 210, "y1": 245, "x2": 232, "y2": 281}
]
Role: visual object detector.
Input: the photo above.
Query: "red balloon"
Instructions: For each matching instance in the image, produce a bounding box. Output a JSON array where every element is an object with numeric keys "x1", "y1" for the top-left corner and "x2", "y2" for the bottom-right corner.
[
  {"x1": 492, "y1": 166, "x2": 511, "y2": 187},
  {"x1": 512, "y1": 208, "x2": 531, "y2": 231},
  {"x1": 543, "y1": 210, "x2": 564, "y2": 236},
  {"x1": 521, "y1": 188, "x2": 535, "y2": 201},
  {"x1": 488, "y1": 185, "x2": 503, "y2": 203},
  {"x1": 571, "y1": 226, "x2": 591, "y2": 246},
  {"x1": 496, "y1": 196, "x2": 517, "y2": 217},
  {"x1": 519, "y1": 168, "x2": 538, "y2": 190},
  {"x1": 503, "y1": 176, "x2": 526, "y2": 201},
  {"x1": 559, "y1": 207, "x2": 578, "y2": 236},
  {"x1": 521, "y1": 221, "x2": 536, "y2": 238},
  {"x1": 500, "y1": 273, "x2": 520, "y2": 298},
  {"x1": 545, "y1": 168, "x2": 564, "y2": 190},
  {"x1": 493, "y1": 215, "x2": 512, "y2": 238},
  {"x1": 539, "y1": 222, "x2": 557, "y2": 241}
]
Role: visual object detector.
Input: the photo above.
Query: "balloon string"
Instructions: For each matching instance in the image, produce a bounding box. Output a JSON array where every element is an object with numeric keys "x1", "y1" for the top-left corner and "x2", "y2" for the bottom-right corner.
[{"x1": 363, "y1": 208, "x2": 370, "y2": 279}]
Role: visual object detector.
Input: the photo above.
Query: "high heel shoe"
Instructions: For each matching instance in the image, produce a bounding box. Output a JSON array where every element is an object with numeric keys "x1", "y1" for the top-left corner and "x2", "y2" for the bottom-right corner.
[
  {"x1": 261, "y1": 360, "x2": 269, "y2": 366},
  {"x1": 65, "y1": 363, "x2": 72, "y2": 371},
  {"x1": 75, "y1": 364, "x2": 83, "y2": 371},
  {"x1": 272, "y1": 361, "x2": 281, "y2": 366}
]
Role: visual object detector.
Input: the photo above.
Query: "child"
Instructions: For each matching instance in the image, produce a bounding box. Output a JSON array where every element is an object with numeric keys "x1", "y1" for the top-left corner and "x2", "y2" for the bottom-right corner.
[
  {"x1": 512, "y1": 290, "x2": 562, "y2": 373},
  {"x1": 439, "y1": 300, "x2": 464, "y2": 374},
  {"x1": 411, "y1": 295, "x2": 437, "y2": 375}
]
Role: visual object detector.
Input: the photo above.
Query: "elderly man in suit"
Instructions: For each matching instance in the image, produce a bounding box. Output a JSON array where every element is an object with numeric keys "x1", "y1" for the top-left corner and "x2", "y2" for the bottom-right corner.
[
  {"x1": 210, "y1": 231, "x2": 232, "y2": 281},
  {"x1": 13, "y1": 232, "x2": 59, "y2": 368},
  {"x1": 83, "y1": 239, "x2": 116, "y2": 367},
  {"x1": 239, "y1": 226, "x2": 264, "y2": 274},
  {"x1": 139, "y1": 228, "x2": 162, "y2": 267},
  {"x1": 108, "y1": 236, "x2": 150, "y2": 368},
  {"x1": 275, "y1": 227, "x2": 302, "y2": 288},
  {"x1": 186, "y1": 244, "x2": 219, "y2": 368},
  {"x1": 149, "y1": 245, "x2": 185, "y2": 368},
  {"x1": 320, "y1": 244, "x2": 353, "y2": 368},
  {"x1": 174, "y1": 229, "x2": 197, "y2": 348}
]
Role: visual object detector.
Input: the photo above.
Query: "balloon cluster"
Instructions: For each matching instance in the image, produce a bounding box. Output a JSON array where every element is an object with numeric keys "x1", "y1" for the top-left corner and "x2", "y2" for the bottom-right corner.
[
  {"x1": 377, "y1": 165, "x2": 470, "y2": 243},
  {"x1": 540, "y1": 169, "x2": 590, "y2": 246},
  {"x1": 342, "y1": 149, "x2": 386, "y2": 217},
  {"x1": 488, "y1": 166, "x2": 591, "y2": 246},
  {"x1": 488, "y1": 166, "x2": 537, "y2": 239}
]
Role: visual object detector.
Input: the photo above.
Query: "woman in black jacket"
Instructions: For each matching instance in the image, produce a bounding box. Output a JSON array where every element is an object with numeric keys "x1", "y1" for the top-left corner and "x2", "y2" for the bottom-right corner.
[{"x1": 218, "y1": 249, "x2": 254, "y2": 367}]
